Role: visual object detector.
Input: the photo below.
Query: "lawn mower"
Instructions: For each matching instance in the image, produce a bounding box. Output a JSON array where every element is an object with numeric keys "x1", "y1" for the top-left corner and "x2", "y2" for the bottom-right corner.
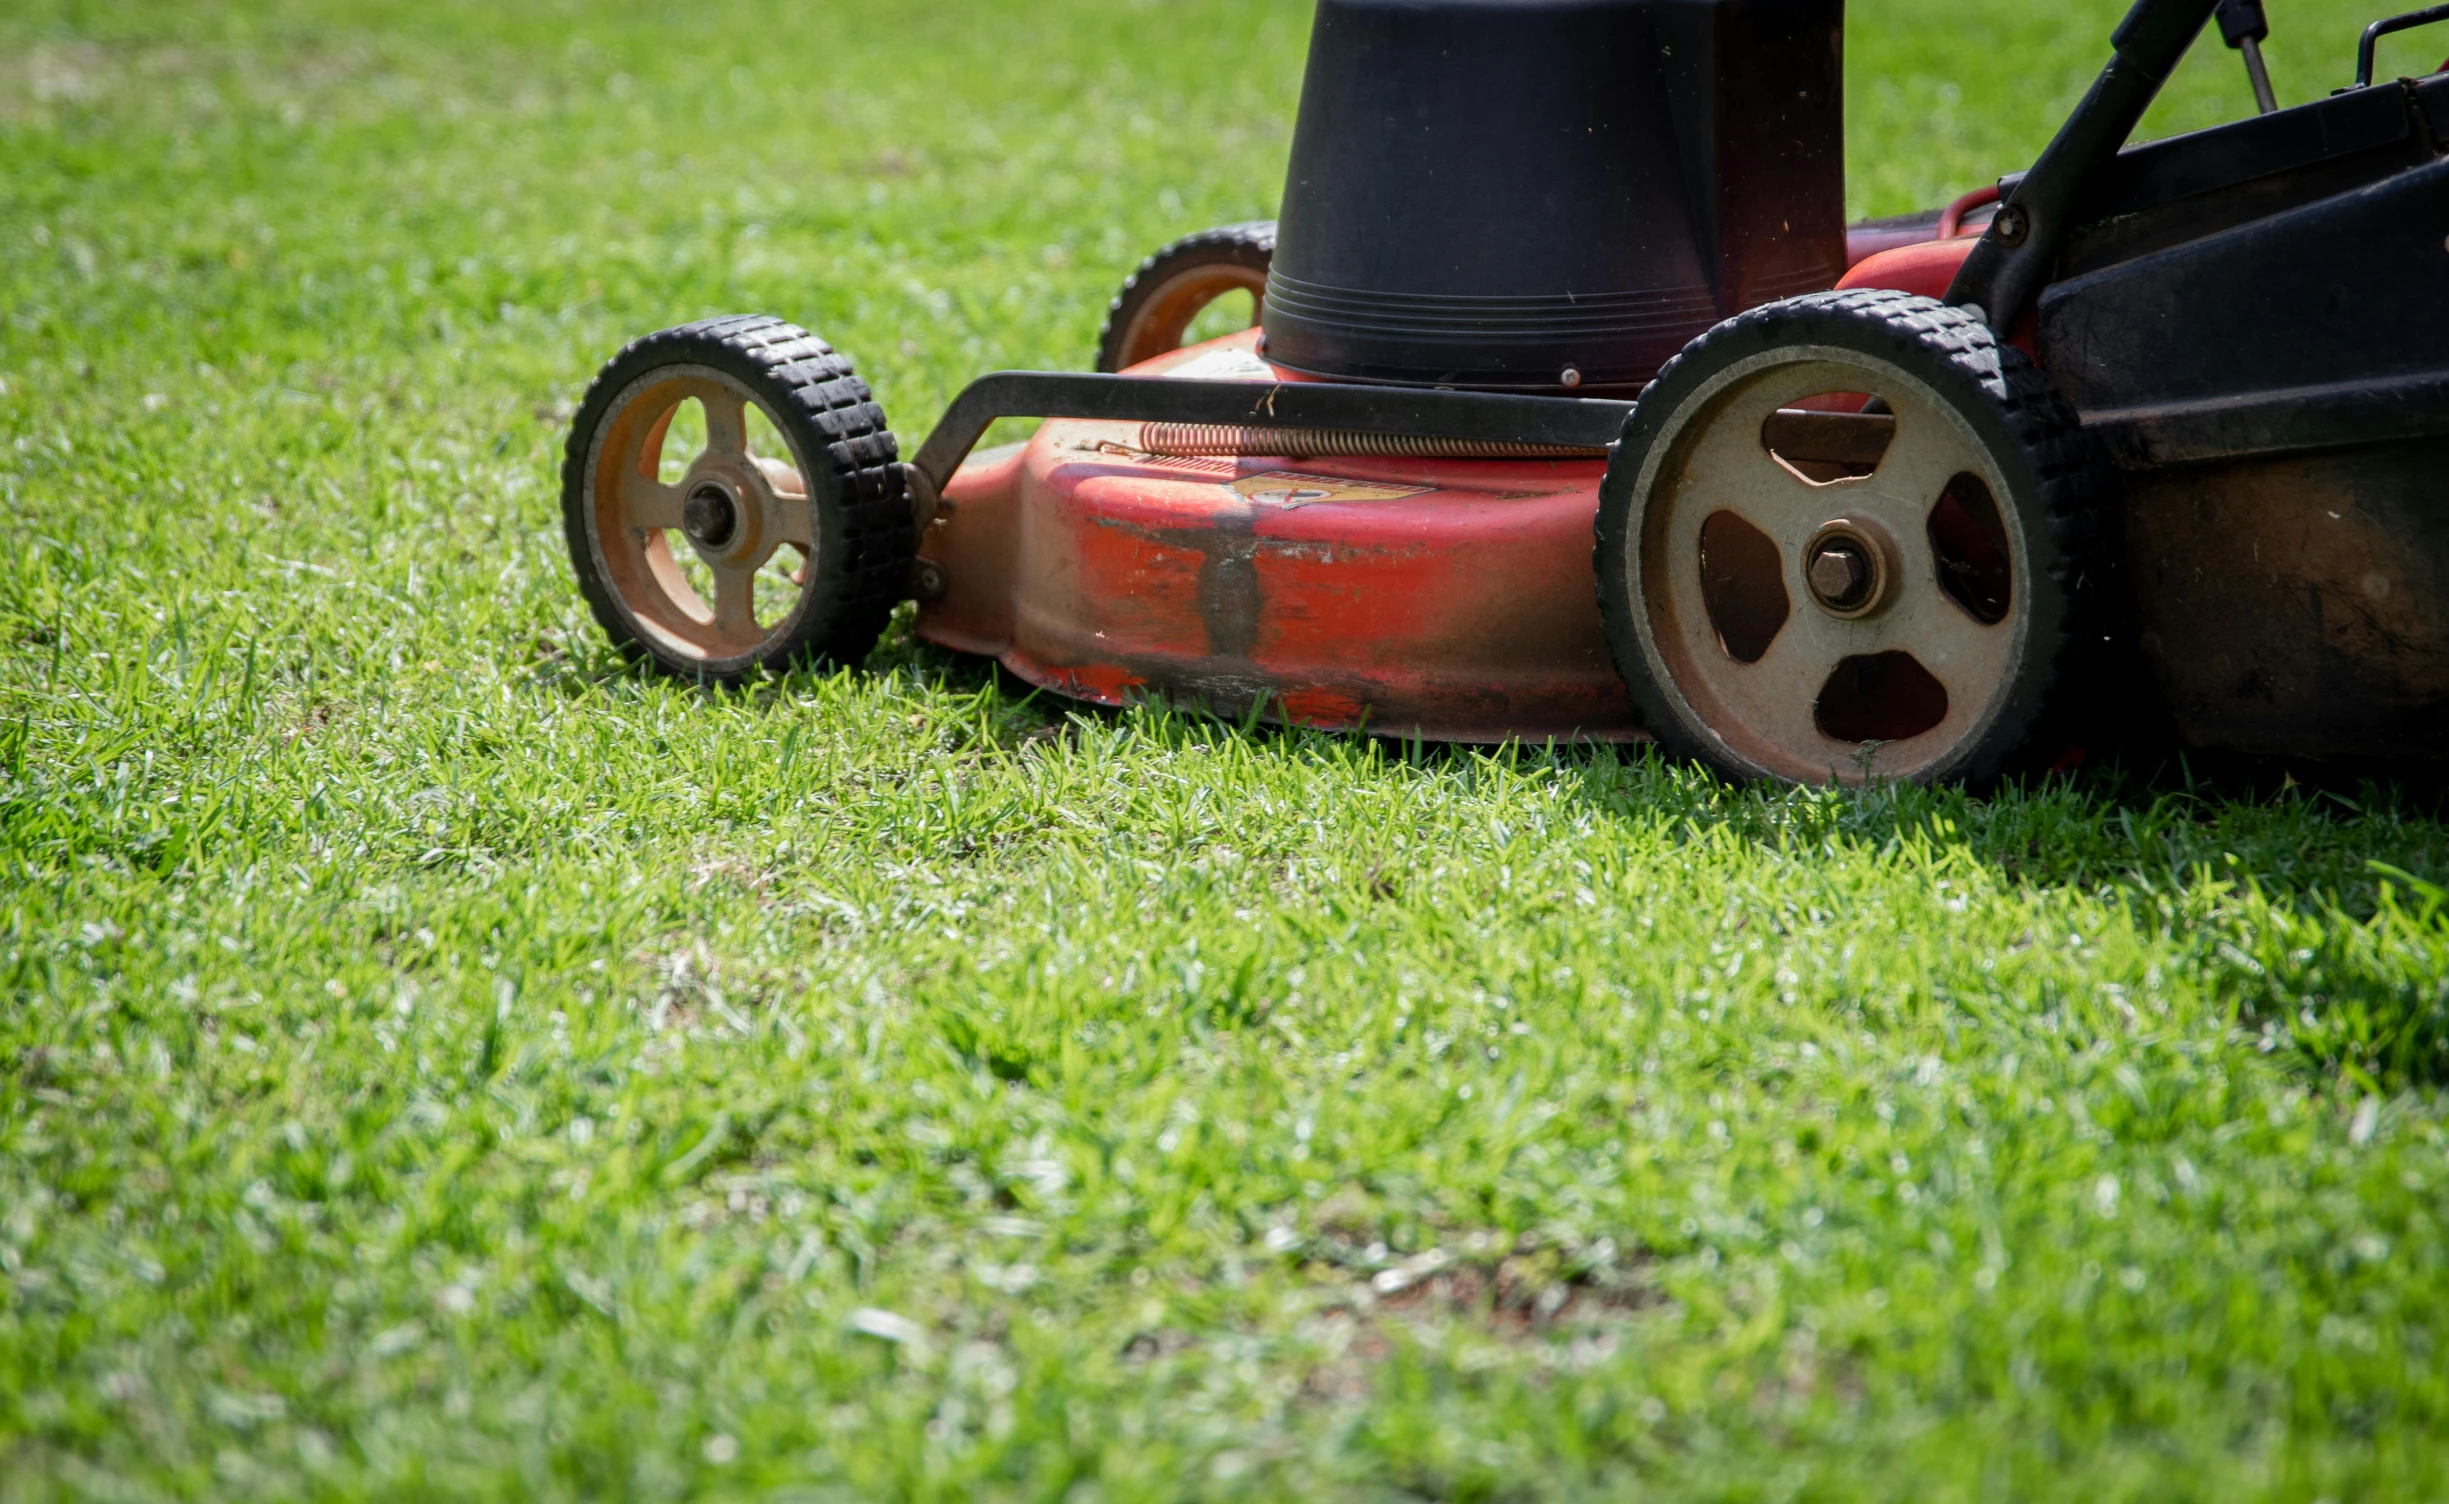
[{"x1": 560, "y1": 0, "x2": 2449, "y2": 785}]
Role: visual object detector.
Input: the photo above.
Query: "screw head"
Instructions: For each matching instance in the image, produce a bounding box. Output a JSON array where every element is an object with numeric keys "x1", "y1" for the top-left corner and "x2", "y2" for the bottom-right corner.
[
  {"x1": 1807, "y1": 539, "x2": 1874, "y2": 611},
  {"x1": 1991, "y1": 203, "x2": 2029, "y2": 245},
  {"x1": 1560, "y1": 365, "x2": 1584, "y2": 389},
  {"x1": 682, "y1": 484, "x2": 738, "y2": 549}
]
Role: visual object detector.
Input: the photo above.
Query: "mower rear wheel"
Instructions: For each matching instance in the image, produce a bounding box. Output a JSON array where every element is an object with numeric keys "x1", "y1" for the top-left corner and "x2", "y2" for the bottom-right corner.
[
  {"x1": 1095, "y1": 222, "x2": 1275, "y2": 373},
  {"x1": 561, "y1": 315, "x2": 913, "y2": 683},
  {"x1": 1594, "y1": 289, "x2": 2115, "y2": 786}
]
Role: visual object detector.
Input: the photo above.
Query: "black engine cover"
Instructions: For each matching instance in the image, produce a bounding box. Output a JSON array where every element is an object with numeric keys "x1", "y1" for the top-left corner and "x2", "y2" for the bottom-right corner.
[{"x1": 1261, "y1": 0, "x2": 1847, "y2": 393}]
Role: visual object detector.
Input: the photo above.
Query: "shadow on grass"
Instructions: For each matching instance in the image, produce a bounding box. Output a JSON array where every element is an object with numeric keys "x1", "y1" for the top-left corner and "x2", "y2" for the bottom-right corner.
[
  {"x1": 537, "y1": 611, "x2": 2449, "y2": 899},
  {"x1": 953, "y1": 632, "x2": 2449, "y2": 1091},
  {"x1": 533, "y1": 617, "x2": 2449, "y2": 1091},
  {"x1": 1586, "y1": 752, "x2": 2449, "y2": 1093},
  {"x1": 621, "y1": 614, "x2": 2449, "y2": 910}
]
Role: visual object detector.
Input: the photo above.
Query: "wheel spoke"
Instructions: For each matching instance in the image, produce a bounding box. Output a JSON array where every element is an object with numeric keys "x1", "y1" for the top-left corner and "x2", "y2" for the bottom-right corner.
[
  {"x1": 639, "y1": 403, "x2": 679, "y2": 479},
  {"x1": 1729, "y1": 608, "x2": 1852, "y2": 767},
  {"x1": 1862, "y1": 569, "x2": 2016, "y2": 726},
  {"x1": 711, "y1": 565, "x2": 758, "y2": 638},
  {"x1": 701, "y1": 389, "x2": 750, "y2": 459},
  {"x1": 755, "y1": 454, "x2": 807, "y2": 500},
  {"x1": 1866, "y1": 392, "x2": 1974, "y2": 517},
  {"x1": 623, "y1": 474, "x2": 687, "y2": 530},
  {"x1": 1675, "y1": 394, "x2": 1823, "y2": 549},
  {"x1": 1854, "y1": 389, "x2": 2020, "y2": 738},
  {"x1": 754, "y1": 455, "x2": 814, "y2": 547},
  {"x1": 1772, "y1": 523, "x2": 2017, "y2": 762}
]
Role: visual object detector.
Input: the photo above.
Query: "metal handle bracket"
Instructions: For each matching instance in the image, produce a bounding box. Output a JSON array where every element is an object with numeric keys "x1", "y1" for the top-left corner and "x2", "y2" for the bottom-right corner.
[{"x1": 2357, "y1": 2, "x2": 2449, "y2": 87}]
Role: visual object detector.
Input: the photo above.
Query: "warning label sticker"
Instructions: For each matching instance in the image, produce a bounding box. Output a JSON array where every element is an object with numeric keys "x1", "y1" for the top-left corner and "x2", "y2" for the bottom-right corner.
[
  {"x1": 1230, "y1": 471, "x2": 1435, "y2": 507},
  {"x1": 1164, "y1": 346, "x2": 1278, "y2": 382}
]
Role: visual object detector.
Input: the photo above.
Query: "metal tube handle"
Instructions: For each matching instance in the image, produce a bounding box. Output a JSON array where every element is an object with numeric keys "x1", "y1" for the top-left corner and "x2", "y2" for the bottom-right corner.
[
  {"x1": 1944, "y1": 0, "x2": 2224, "y2": 333},
  {"x1": 904, "y1": 371, "x2": 1632, "y2": 494},
  {"x1": 2357, "y1": 3, "x2": 2449, "y2": 87}
]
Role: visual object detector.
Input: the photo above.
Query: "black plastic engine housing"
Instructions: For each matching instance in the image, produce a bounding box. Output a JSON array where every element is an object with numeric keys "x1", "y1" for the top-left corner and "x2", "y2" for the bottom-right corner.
[{"x1": 1261, "y1": 0, "x2": 1847, "y2": 393}]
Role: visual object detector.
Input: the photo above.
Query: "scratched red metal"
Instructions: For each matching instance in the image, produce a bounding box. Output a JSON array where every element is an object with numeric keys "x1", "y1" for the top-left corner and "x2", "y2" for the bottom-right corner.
[
  {"x1": 914, "y1": 330, "x2": 1642, "y2": 743},
  {"x1": 1838, "y1": 236, "x2": 1979, "y2": 299}
]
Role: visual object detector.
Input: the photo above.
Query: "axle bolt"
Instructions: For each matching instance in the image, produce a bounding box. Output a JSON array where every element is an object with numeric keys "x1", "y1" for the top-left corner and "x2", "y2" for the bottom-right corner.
[
  {"x1": 1807, "y1": 538, "x2": 1874, "y2": 611},
  {"x1": 682, "y1": 483, "x2": 738, "y2": 549}
]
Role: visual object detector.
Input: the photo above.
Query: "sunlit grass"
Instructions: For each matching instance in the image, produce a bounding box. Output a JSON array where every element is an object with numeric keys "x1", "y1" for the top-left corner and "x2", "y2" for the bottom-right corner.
[{"x1": 3, "y1": 1, "x2": 2447, "y2": 1499}]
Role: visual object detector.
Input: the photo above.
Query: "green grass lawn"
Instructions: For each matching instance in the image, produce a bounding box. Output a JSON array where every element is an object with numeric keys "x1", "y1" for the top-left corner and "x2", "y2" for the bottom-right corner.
[{"x1": 7, "y1": 0, "x2": 2449, "y2": 1498}]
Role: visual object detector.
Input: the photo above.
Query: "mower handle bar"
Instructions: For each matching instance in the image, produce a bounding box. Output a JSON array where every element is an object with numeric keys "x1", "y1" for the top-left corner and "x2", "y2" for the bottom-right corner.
[
  {"x1": 914, "y1": 0, "x2": 2317, "y2": 488},
  {"x1": 905, "y1": 371, "x2": 1633, "y2": 494},
  {"x1": 1946, "y1": 0, "x2": 2225, "y2": 330},
  {"x1": 2359, "y1": 2, "x2": 2449, "y2": 86}
]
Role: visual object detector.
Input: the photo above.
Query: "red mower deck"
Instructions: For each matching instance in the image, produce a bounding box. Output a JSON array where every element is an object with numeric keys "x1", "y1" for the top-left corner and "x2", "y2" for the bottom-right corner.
[{"x1": 918, "y1": 334, "x2": 1636, "y2": 743}]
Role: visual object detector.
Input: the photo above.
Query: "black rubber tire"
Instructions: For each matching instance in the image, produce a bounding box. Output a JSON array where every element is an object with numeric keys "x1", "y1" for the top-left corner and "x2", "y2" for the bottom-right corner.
[
  {"x1": 1094, "y1": 221, "x2": 1276, "y2": 373},
  {"x1": 1593, "y1": 287, "x2": 2121, "y2": 786},
  {"x1": 560, "y1": 314, "x2": 913, "y2": 683}
]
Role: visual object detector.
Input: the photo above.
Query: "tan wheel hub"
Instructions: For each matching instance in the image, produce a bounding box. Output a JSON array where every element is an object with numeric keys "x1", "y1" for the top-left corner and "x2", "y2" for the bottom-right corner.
[
  {"x1": 1802, "y1": 518, "x2": 1899, "y2": 618},
  {"x1": 682, "y1": 483, "x2": 742, "y2": 550},
  {"x1": 583, "y1": 366, "x2": 813, "y2": 664},
  {"x1": 1634, "y1": 352, "x2": 2027, "y2": 784}
]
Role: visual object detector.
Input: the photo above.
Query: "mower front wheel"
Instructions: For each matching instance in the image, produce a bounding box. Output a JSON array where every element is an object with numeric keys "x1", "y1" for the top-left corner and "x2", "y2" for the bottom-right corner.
[
  {"x1": 560, "y1": 315, "x2": 914, "y2": 683},
  {"x1": 1594, "y1": 289, "x2": 2117, "y2": 786}
]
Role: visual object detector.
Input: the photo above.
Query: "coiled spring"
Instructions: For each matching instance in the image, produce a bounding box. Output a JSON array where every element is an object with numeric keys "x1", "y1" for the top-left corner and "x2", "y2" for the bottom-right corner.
[{"x1": 1136, "y1": 423, "x2": 1606, "y2": 461}]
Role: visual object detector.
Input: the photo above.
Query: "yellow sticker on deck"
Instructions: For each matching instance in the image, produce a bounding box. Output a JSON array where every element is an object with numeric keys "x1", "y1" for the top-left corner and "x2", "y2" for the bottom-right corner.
[{"x1": 1229, "y1": 471, "x2": 1436, "y2": 507}]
